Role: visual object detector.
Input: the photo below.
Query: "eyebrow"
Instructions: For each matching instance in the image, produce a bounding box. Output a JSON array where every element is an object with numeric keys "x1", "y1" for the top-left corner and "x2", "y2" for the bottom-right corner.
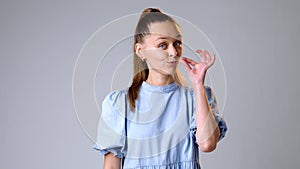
[{"x1": 155, "y1": 35, "x2": 182, "y2": 41}]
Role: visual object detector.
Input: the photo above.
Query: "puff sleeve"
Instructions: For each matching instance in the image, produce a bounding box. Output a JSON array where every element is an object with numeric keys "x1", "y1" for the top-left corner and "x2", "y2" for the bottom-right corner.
[
  {"x1": 92, "y1": 90, "x2": 127, "y2": 158},
  {"x1": 190, "y1": 86, "x2": 227, "y2": 142}
]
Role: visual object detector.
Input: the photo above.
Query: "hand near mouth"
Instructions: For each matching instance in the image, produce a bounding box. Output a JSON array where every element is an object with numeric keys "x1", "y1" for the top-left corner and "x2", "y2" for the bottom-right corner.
[{"x1": 180, "y1": 50, "x2": 216, "y2": 87}]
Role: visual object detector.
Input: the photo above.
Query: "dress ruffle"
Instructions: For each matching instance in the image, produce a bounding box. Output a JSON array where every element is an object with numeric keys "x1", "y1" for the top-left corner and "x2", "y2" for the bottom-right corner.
[{"x1": 122, "y1": 161, "x2": 201, "y2": 169}]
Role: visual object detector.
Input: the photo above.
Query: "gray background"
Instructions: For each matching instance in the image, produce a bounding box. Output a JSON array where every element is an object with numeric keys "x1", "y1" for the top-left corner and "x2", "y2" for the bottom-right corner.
[{"x1": 1, "y1": 0, "x2": 299, "y2": 169}]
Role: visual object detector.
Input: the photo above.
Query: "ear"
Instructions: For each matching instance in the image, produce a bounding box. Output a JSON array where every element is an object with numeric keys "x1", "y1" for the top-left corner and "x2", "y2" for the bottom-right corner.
[{"x1": 135, "y1": 43, "x2": 144, "y2": 59}]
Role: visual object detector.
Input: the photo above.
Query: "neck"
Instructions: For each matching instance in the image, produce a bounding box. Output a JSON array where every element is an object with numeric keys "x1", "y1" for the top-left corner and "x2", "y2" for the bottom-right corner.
[{"x1": 146, "y1": 70, "x2": 175, "y2": 86}]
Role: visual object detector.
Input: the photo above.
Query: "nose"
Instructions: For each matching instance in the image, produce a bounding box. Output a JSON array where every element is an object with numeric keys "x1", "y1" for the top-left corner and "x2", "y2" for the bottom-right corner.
[{"x1": 168, "y1": 45, "x2": 177, "y2": 57}]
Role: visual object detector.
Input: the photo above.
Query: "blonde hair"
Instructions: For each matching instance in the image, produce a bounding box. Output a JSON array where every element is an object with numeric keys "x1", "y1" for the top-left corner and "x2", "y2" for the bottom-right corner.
[{"x1": 128, "y1": 8, "x2": 187, "y2": 112}]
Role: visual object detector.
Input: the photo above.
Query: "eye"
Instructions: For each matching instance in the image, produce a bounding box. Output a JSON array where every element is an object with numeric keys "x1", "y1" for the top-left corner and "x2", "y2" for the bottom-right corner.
[
  {"x1": 158, "y1": 43, "x2": 167, "y2": 49},
  {"x1": 174, "y1": 41, "x2": 182, "y2": 48}
]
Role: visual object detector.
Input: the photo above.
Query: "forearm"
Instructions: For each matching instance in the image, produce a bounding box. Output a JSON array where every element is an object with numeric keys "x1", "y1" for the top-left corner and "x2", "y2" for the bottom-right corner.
[
  {"x1": 103, "y1": 153, "x2": 121, "y2": 169},
  {"x1": 194, "y1": 85, "x2": 220, "y2": 152}
]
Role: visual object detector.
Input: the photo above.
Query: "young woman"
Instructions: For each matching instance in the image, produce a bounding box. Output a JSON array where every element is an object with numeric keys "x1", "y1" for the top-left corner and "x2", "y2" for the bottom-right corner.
[{"x1": 93, "y1": 8, "x2": 227, "y2": 169}]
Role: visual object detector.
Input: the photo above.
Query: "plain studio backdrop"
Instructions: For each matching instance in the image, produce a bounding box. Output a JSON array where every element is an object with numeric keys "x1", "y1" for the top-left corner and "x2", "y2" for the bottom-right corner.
[{"x1": 1, "y1": 0, "x2": 299, "y2": 169}]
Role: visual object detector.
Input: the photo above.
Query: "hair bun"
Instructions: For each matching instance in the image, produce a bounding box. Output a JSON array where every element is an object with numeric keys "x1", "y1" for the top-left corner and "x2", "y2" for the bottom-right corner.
[
  {"x1": 139, "y1": 8, "x2": 162, "y2": 20},
  {"x1": 148, "y1": 8, "x2": 162, "y2": 13}
]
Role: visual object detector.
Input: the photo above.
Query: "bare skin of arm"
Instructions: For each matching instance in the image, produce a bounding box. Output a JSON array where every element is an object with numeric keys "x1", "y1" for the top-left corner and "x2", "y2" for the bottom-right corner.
[
  {"x1": 194, "y1": 85, "x2": 220, "y2": 152},
  {"x1": 103, "y1": 153, "x2": 121, "y2": 169},
  {"x1": 180, "y1": 49, "x2": 220, "y2": 152}
]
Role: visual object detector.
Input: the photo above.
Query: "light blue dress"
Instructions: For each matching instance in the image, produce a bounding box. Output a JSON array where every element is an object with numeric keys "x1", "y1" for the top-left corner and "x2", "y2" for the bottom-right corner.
[{"x1": 93, "y1": 81, "x2": 227, "y2": 169}]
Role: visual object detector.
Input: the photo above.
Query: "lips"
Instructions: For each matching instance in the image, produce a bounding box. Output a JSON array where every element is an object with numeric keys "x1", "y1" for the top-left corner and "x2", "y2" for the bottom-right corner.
[
  {"x1": 167, "y1": 60, "x2": 178, "y2": 63},
  {"x1": 167, "y1": 60, "x2": 178, "y2": 66}
]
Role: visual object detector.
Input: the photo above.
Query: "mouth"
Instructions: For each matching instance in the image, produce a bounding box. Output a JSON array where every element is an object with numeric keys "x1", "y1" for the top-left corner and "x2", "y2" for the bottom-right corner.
[
  {"x1": 167, "y1": 59, "x2": 179, "y2": 63},
  {"x1": 167, "y1": 60, "x2": 178, "y2": 66}
]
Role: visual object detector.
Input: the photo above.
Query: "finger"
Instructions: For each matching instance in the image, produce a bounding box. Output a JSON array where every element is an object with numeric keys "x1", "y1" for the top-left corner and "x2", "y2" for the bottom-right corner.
[
  {"x1": 207, "y1": 54, "x2": 216, "y2": 67},
  {"x1": 195, "y1": 49, "x2": 204, "y2": 54},
  {"x1": 196, "y1": 49, "x2": 208, "y2": 55},
  {"x1": 180, "y1": 58, "x2": 192, "y2": 71},
  {"x1": 196, "y1": 50, "x2": 208, "y2": 63},
  {"x1": 182, "y1": 57, "x2": 197, "y2": 66},
  {"x1": 195, "y1": 50, "x2": 204, "y2": 58},
  {"x1": 204, "y1": 50, "x2": 211, "y2": 61},
  {"x1": 201, "y1": 53, "x2": 208, "y2": 63},
  {"x1": 206, "y1": 52, "x2": 216, "y2": 64},
  {"x1": 181, "y1": 57, "x2": 198, "y2": 66},
  {"x1": 211, "y1": 54, "x2": 216, "y2": 64}
]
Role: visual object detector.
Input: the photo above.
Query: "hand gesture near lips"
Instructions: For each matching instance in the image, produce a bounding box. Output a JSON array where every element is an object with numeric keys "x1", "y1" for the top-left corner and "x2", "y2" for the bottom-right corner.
[{"x1": 180, "y1": 50, "x2": 216, "y2": 87}]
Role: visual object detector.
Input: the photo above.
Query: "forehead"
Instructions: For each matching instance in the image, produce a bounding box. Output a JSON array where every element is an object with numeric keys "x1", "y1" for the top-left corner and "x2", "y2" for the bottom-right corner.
[{"x1": 147, "y1": 21, "x2": 182, "y2": 40}]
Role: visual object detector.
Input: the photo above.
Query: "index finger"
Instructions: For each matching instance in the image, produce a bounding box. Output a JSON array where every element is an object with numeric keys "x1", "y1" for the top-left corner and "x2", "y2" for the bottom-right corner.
[{"x1": 180, "y1": 57, "x2": 198, "y2": 66}]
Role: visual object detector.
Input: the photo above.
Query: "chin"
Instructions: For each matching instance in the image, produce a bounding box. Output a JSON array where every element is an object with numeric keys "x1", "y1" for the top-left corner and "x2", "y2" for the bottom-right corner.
[
  {"x1": 153, "y1": 67, "x2": 177, "y2": 76},
  {"x1": 165, "y1": 70, "x2": 176, "y2": 76}
]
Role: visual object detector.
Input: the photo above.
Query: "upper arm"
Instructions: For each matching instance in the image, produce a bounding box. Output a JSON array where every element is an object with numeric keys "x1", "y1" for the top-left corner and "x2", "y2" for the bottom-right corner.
[
  {"x1": 93, "y1": 90, "x2": 127, "y2": 160},
  {"x1": 104, "y1": 152, "x2": 121, "y2": 169}
]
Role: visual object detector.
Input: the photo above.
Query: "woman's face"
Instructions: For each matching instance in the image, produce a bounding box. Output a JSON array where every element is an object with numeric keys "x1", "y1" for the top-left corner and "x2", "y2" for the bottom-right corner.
[{"x1": 137, "y1": 21, "x2": 183, "y2": 76}]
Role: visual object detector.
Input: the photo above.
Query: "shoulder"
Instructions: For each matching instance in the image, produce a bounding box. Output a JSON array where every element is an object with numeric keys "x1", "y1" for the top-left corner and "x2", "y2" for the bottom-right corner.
[
  {"x1": 101, "y1": 89, "x2": 129, "y2": 117},
  {"x1": 103, "y1": 89, "x2": 128, "y2": 106},
  {"x1": 101, "y1": 89, "x2": 128, "y2": 123}
]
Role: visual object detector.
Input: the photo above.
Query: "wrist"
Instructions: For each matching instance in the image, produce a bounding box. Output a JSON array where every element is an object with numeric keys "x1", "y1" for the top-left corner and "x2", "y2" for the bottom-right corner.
[{"x1": 193, "y1": 84, "x2": 206, "y2": 93}]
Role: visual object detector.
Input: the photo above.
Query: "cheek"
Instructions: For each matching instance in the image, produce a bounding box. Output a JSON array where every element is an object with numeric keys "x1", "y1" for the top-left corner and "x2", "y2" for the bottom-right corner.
[{"x1": 143, "y1": 49, "x2": 169, "y2": 62}]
